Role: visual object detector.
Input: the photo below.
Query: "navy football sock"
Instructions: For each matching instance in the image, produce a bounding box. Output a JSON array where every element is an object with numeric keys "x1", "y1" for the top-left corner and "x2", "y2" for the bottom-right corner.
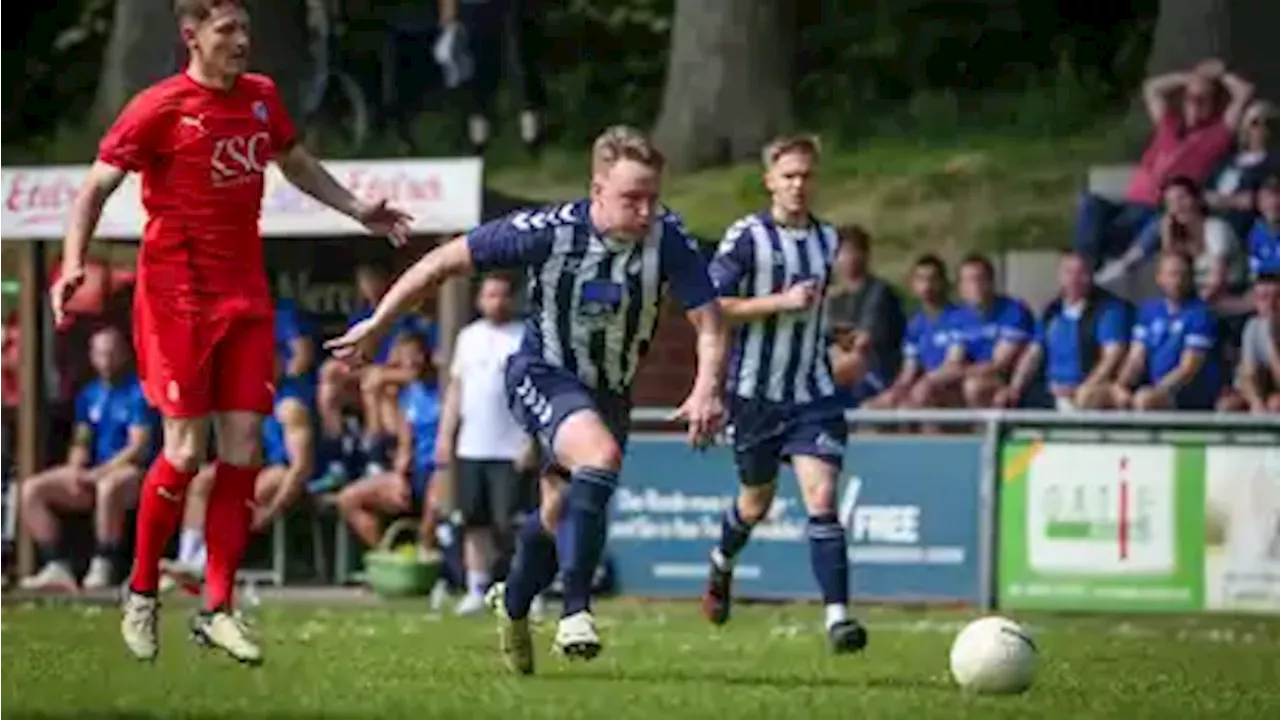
[
  {"x1": 556, "y1": 467, "x2": 618, "y2": 617},
  {"x1": 503, "y1": 513, "x2": 558, "y2": 620},
  {"x1": 807, "y1": 514, "x2": 849, "y2": 606},
  {"x1": 715, "y1": 503, "x2": 755, "y2": 566}
]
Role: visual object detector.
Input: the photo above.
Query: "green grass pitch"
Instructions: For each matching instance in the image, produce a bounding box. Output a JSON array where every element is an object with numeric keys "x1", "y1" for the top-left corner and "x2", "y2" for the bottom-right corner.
[{"x1": 4, "y1": 597, "x2": 1279, "y2": 719}]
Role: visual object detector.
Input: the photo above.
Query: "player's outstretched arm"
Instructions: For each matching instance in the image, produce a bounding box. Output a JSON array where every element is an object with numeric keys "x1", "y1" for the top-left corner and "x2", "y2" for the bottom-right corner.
[
  {"x1": 54, "y1": 162, "x2": 128, "y2": 324},
  {"x1": 325, "y1": 238, "x2": 474, "y2": 360},
  {"x1": 276, "y1": 144, "x2": 412, "y2": 245}
]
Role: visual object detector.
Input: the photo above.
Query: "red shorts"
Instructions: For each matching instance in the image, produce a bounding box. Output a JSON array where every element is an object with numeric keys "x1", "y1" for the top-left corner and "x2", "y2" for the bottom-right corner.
[{"x1": 133, "y1": 296, "x2": 275, "y2": 418}]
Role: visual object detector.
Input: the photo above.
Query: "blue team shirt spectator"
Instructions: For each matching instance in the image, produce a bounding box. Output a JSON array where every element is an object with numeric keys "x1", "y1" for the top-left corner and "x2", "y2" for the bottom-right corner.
[
  {"x1": 74, "y1": 375, "x2": 156, "y2": 465},
  {"x1": 275, "y1": 298, "x2": 317, "y2": 380},
  {"x1": 1132, "y1": 297, "x2": 1220, "y2": 405},
  {"x1": 1247, "y1": 219, "x2": 1280, "y2": 278},
  {"x1": 347, "y1": 304, "x2": 439, "y2": 364},
  {"x1": 400, "y1": 380, "x2": 442, "y2": 478},
  {"x1": 465, "y1": 200, "x2": 715, "y2": 394},
  {"x1": 903, "y1": 304, "x2": 958, "y2": 372},
  {"x1": 1036, "y1": 298, "x2": 1129, "y2": 391},
  {"x1": 949, "y1": 295, "x2": 1035, "y2": 363}
]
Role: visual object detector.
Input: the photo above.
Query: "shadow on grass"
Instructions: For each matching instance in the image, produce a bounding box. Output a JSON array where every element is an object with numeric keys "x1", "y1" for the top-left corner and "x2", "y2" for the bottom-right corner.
[{"x1": 538, "y1": 664, "x2": 952, "y2": 692}]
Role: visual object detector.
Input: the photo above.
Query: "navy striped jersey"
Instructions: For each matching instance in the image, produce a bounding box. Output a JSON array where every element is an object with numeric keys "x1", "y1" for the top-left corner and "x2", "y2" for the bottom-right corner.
[
  {"x1": 710, "y1": 212, "x2": 840, "y2": 404},
  {"x1": 466, "y1": 200, "x2": 716, "y2": 394}
]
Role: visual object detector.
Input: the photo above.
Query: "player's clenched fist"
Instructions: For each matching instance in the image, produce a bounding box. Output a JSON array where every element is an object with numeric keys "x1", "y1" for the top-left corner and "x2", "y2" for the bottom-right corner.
[{"x1": 324, "y1": 317, "x2": 385, "y2": 366}]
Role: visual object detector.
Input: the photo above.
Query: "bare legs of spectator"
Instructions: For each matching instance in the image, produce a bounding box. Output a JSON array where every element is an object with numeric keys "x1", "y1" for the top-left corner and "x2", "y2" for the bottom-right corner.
[
  {"x1": 335, "y1": 471, "x2": 439, "y2": 556},
  {"x1": 1132, "y1": 386, "x2": 1176, "y2": 411},
  {"x1": 20, "y1": 464, "x2": 141, "y2": 590},
  {"x1": 1216, "y1": 390, "x2": 1280, "y2": 413},
  {"x1": 458, "y1": 526, "x2": 497, "y2": 614},
  {"x1": 1073, "y1": 381, "x2": 1114, "y2": 410},
  {"x1": 902, "y1": 377, "x2": 963, "y2": 434},
  {"x1": 961, "y1": 370, "x2": 1003, "y2": 409}
]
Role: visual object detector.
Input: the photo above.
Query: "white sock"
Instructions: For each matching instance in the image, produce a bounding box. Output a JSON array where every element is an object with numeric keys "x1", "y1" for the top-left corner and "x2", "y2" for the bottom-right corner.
[
  {"x1": 178, "y1": 529, "x2": 205, "y2": 566},
  {"x1": 824, "y1": 603, "x2": 848, "y2": 630},
  {"x1": 466, "y1": 570, "x2": 491, "y2": 597}
]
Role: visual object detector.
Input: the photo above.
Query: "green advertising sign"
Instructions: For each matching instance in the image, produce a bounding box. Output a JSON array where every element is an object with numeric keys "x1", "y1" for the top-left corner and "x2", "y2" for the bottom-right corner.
[{"x1": 998, "y1": 440, "x2": 1205, "y2": 613}]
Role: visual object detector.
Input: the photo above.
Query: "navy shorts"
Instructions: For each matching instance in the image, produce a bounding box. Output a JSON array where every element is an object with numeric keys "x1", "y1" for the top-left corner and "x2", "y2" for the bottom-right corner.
[
  {"x1": 728, "y1": 396, "x2": 848, "y2": 486},
  {"x1": 410, "y1": 466, "x2": 435, "y2": 504},
  {"x1": 504, "y1": 354, "x2": 631, "y2": 475}
]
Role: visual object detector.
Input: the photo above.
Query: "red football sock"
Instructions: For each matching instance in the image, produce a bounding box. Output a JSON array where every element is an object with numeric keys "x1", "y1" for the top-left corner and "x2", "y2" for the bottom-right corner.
[
  {"x1": 203, "y1": 461, "x2": 259, "y2": 612},
  {"x1": 129, "y1": 456, "x2": 196, "y2": 595}
]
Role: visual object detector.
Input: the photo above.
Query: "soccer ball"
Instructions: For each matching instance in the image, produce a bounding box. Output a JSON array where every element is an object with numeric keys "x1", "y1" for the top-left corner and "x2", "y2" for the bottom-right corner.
[{"x1": 948, "y1": 616, "x2": 1038, "y2": 694}]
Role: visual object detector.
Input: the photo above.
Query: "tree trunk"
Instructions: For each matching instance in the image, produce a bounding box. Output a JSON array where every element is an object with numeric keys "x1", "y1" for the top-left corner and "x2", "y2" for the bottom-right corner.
[
  {"x1": 653, "y1": 0, "x2": 795, "y2": 173},
  {"x1": 94, "y1": 0, "x2": 178, "y2": 124},
  {"x1": 245, "y1": 0, "x2": 311, "y2": 121},
  {"x1": 1145, "y1": 0, "x2": 1280, "y2": 109}
]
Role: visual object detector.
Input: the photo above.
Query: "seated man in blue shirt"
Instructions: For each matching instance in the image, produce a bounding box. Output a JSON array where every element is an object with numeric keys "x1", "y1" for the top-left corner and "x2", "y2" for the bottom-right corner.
[
  {"x1": 316, "y1": 264, "x2": 439, "y2": 484},
  {"x1": 1005, "y1": 251, "x2": 1132, "y2": 410},
  {"x1": 335, "y1": 332, "x2": 443, "y2": 560},
  {"x1": 932, "y1": 255, "x2": 1035, "y2": 408},
  {"x1": 864, "y1": 254, "x2": 958, "y2": 411},
  {"x1": 1111, "y1": 251, "x2": 1222, "y2": 411},
  {"x1": 19, "y1": 327, "x2": 156, "y2": 591}
]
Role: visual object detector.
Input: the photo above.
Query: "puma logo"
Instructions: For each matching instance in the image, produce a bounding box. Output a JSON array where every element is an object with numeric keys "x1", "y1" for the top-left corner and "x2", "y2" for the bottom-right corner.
[
  {"x1": 156, "y1": 487, "x2": 183, "y2": 503},
  {"x1": 179, "y1": 114, "x2": 206, "y2": 133}
]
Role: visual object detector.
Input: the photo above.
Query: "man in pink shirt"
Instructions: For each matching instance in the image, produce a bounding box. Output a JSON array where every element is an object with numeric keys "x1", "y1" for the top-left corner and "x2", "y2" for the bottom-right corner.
[{"x1": 1075, "y1": 58, "x2": 1253, "y2": 268}]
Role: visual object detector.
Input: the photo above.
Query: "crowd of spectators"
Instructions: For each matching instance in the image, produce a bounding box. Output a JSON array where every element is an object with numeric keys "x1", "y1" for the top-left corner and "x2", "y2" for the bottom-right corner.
[{"x1": 829, "y1": 57, "x2": 1279, "y2": 422}]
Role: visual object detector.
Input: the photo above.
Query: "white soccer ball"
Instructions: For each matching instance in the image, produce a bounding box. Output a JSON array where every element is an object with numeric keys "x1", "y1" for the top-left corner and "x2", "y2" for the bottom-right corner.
[{"x1": 949, "y1": 616, "x2": 1038, "y2": 694}]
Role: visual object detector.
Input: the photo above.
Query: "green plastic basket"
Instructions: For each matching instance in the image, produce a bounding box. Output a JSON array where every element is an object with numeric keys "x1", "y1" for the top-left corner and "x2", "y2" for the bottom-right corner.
[{"x1": 362, "y1": 518, "x2": 442, "y2": 598}]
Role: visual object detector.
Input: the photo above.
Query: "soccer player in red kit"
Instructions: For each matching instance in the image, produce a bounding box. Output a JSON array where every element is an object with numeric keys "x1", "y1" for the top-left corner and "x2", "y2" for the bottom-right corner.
[{"x1": 50, "y1": 0, "x2": 411, "y2": 666}]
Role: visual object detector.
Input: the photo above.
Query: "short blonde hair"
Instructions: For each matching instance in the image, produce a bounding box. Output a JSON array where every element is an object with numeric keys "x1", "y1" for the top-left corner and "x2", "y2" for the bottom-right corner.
[
  {"x1": 762, "y1": 134, "x2": 821, "y2": 169},
  {"x1": 592, "y1": 125, "x2": 665, "y2": 175}
]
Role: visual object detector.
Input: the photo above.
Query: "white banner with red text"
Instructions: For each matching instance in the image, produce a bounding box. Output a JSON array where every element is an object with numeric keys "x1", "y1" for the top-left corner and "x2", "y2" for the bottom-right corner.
[{"x1": 1, "y1": 158, "x2": 483, "y2": 240}]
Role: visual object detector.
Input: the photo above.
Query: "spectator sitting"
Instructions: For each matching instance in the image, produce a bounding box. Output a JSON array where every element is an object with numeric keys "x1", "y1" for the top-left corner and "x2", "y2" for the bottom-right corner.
[
  {"x1": 317, "y1": 263, "x2": 438, "y2": 486},
  {"x1": 1110, "y1": 251, "x2": 1221, "y2": 411},
  {"x1": 1248, "y1": 173, "x2": 1280, "y2": 279},
  {"x1": 934, "y1": 255, "x2": 1035, "y2": 409},
  {"x1": 1101, "y1": 177, "x2": 1246, "y2": 304},
  {"x1": 1076, "y1": 58, "x2": 1252, "y2": 267},
  {"x1": 19, "y1": 327, "x2": 156, "y2": 591},
  {"x1": 335, "y1": 332, "x2": 442, "y2": 562},
  {"x1": 1206, "y1": 100, "x2": 1279, "y2": 238},
  {"x1": 826, "y1": 225, "x2": 905, "y2": 406},
  {"x1": 864, "y1": 254, "x2": 957, "y2": 411},
  {"x1": 1005, "y1": 252, "x2": 1132, "y2": 411},
  {"x1": 1217, "y1": 273, "x2": 1280, "y2": 414}
]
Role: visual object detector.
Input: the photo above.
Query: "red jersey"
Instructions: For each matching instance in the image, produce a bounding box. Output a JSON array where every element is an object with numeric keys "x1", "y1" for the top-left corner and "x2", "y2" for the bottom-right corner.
[{"x1": 97, "y1": 72, "x2": 297, "y2": 319}]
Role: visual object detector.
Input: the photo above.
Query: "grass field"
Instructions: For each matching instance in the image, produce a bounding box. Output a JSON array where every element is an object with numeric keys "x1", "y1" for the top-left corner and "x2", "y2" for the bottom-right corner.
[{"x1": 4, "y1": 596, "x2": 1278, "y2": 719}]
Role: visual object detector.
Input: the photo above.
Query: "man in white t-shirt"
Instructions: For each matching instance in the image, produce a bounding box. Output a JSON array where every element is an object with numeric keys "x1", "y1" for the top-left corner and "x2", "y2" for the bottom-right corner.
[{"x1": 436, "y1": 274, "x2": 529, "y2": 614}]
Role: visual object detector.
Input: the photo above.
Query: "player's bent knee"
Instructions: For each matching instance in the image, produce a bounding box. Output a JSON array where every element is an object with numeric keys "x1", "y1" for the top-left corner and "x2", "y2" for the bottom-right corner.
[
  {"x1": 554, "y1": 413, "x2": 623, "y2": 471},
  {"x1": 1267, "y1": 394, "x2": 1280, "y2": 413}
]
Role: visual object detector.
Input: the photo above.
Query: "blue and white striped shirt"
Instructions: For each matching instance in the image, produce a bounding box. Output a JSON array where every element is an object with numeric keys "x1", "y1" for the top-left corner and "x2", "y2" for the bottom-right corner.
[
  {"x1": 710, "y1": 211, "x2": 840, "y2": 405},
  {"x1": 466, "y1": 200, "x2": 716, "y2": 394}
]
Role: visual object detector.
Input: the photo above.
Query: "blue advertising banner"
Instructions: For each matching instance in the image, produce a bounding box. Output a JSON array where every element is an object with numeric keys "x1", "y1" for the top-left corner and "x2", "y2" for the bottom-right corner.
[{"x1": 609, "y1": 435, "x2": 983, "y2": 603}]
